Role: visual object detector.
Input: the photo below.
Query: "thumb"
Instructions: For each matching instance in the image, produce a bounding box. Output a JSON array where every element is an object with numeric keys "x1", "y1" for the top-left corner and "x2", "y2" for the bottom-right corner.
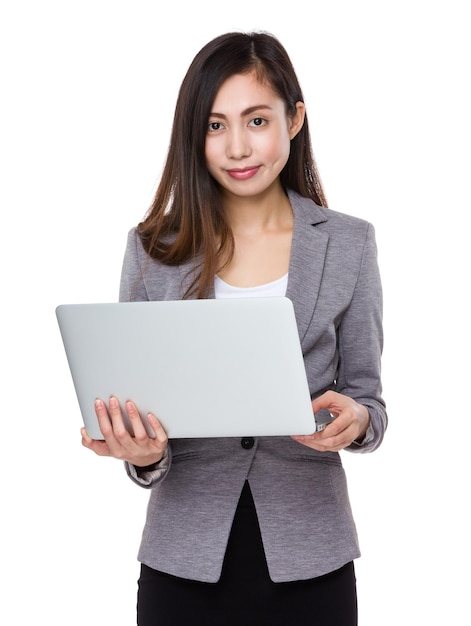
[{"x1": 311, "y1": 390, "x2": 335, "y2": 414}]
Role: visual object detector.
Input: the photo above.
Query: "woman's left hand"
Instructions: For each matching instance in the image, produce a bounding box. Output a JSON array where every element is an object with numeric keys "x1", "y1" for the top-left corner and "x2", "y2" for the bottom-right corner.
[{"x1": 291, "y1": 390, "x2": 370, "y2": 452}]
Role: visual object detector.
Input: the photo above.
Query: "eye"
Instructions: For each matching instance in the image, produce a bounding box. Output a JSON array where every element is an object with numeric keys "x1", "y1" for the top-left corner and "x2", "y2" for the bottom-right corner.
[
  {"x1": 249, "y1": 117, "x2": 267, "y2": 127},
  {"x1": 208, "y1": 121, "x2": 224, "y2": 132}
]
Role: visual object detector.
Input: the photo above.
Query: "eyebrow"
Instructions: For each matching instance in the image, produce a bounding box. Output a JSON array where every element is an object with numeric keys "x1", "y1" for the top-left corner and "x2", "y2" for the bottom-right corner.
[{"x1": 209, "y1": 105, "x2": 273, "y2": 119}]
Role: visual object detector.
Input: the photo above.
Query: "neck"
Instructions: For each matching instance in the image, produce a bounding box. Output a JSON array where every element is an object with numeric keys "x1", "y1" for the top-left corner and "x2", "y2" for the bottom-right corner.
[{"x1": 222, "y1": 182, "x2": 292, "y2": 235}]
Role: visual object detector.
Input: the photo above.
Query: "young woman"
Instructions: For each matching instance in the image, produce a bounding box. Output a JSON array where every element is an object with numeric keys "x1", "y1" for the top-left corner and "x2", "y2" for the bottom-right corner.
[{"x1": 82, "y1": 31, "x2": 387, "y2": 626}]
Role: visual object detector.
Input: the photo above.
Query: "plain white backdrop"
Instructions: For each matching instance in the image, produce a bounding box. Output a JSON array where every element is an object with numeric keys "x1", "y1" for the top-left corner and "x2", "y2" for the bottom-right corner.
[{"x1": 1, "y1": 1, "x2": 469, "y2": 624}]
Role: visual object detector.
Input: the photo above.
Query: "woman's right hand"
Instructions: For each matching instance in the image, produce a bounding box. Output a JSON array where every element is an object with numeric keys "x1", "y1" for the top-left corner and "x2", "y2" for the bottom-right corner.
[{"x1": 81, "y1": 396, "x2": 168, "y2": 468}]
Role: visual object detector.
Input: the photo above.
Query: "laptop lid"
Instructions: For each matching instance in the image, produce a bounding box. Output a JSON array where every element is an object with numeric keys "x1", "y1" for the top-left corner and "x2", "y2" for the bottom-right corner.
[{"x1": 56, "y1": 297, "x2": 319, "y2": 439}]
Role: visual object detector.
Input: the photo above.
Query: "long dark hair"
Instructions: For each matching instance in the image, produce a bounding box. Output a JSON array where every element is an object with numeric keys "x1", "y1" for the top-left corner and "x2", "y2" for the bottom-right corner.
[{"x1": 138, "y1": 31, "x2": 328, "y2": 298}]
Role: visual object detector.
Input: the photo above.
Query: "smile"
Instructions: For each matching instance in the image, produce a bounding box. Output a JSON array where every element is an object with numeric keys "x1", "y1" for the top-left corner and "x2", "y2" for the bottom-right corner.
[{"x1": 226, "y1": 166, "x2": 260, "y2": 180}]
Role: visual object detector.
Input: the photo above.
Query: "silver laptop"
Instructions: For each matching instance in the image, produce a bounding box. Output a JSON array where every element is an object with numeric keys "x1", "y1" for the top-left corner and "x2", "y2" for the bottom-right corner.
[{"x1": 56, "y1": 297, "x2": 324, "y2": 440}]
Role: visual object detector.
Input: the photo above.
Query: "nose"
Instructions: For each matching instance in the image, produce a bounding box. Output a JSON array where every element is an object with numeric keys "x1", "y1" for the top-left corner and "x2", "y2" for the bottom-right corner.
[{"x1": 226, "y1": 128, "x2": 251, "y2": 160}]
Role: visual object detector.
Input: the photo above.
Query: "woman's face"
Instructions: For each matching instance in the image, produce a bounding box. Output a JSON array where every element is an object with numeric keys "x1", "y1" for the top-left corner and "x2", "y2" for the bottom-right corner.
[{"x1": 205, "y1": 72, "x2": 304, "y2": 200}]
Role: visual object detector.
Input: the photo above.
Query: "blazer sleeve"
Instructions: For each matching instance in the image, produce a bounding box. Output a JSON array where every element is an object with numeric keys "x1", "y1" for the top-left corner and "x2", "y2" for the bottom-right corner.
[
  {"x1": 119, "y1": 228, "x2": 151, "y2": 303},
  {"x1": 336, "y1": 223, "x2": 388, "y2": 453},
  {"x1": 118, "y1": 228, "x2": 173, "y2": 487}
]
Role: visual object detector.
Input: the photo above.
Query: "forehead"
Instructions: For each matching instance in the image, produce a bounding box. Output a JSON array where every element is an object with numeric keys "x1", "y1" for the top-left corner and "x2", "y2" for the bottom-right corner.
[{"x1": 211, "y1": 72, "x2": 283, "y2": 112}]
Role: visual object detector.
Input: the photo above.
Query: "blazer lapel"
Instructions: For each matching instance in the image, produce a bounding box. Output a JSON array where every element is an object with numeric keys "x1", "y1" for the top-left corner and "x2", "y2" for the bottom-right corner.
[{"x1": 286, "y1": 191, "x2": 329, "y2": 345}]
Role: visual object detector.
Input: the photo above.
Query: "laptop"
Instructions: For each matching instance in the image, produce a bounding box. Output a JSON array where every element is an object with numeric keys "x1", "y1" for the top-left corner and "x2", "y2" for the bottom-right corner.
[{"x1": 56, "y1": 297, "x2": 324, "y2": 439}]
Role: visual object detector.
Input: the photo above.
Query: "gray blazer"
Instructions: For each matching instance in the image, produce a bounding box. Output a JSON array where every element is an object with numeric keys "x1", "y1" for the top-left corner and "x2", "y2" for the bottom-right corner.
[{"x1": 120, "y1": 190, "x2": 387, "y2": 583}]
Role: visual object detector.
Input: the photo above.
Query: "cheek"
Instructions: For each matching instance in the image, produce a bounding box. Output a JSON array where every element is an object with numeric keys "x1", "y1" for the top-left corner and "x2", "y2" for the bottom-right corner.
[
  {"x1": 205, "y1": 141, "x2": 218, "y2": 172},
  {"x1": 263, "y1": 131, "x2": 291, "y2": 165}
]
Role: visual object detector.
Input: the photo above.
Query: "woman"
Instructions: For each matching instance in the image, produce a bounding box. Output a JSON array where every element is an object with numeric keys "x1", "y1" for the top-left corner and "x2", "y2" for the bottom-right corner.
[{"x1": 82, "y1": 31, "x2": 387, "y2": 625}]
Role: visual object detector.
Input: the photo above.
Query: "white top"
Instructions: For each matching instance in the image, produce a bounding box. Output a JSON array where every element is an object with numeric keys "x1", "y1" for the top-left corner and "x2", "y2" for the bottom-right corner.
[{"x1": 214, "y1": 273, "x2": 288, "y2": 299}]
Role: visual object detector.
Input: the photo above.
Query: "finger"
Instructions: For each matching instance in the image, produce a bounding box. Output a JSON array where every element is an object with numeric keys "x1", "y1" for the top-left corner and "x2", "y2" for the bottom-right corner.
[
  {"x1": 311, "y1": 390, "x2": 340, "y2": 414},
  {"x1": 81, "y1": 426, "x2": 92, "y2": 445},
  {"x1": 292, "y1": 420, "x2": 354, "y2": 452},
  {"x1": 147, "y1": 413, "x2": 168, "y2": 444},
  {"x1": 291, "y1": 434, "x2": 329, "y2": 452},
  {"x1": 81, "y1": 427, "x2": 112, "y2": 456},
  {"x1": 125, "y1": 400, "x2": 150, "y2": 440},
  {"x1": 94, "y1": 397, "x2": 132, "y2": 457},
  {"x1": 94, "y1": 397, "x2": 116, "y2": 439},
  {"x1": 316, "y1": 427, "x2": 356, "y2": 451},
  {"x1": 322, "y1": 415, "x2": 348, "y2": 438},
  {"x1": 124, "y1": 403, "x2": 168, "y2": 447},
  {"x1": 107, "y1": 396, "x2": 129, "y2": 438},
  {"x1": 81, "y1": 425, "x2": 106, "y2": 446}
]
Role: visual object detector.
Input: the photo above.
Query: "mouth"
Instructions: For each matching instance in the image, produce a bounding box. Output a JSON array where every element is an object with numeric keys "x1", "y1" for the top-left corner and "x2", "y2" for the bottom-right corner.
[{"x1": 226, "y1": 166, "x2": 260, "y2": 180}]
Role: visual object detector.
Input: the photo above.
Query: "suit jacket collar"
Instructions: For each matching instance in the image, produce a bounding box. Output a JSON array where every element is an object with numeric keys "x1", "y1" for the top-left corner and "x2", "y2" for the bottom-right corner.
[{"x1": 286, "y1": 190, "x2": 329, "y2": 344}]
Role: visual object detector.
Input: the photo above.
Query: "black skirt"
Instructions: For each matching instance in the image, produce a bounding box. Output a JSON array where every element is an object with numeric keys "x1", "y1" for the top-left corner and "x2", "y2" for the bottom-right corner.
[{"x1": 137, "y1": 481, "x2": 358, "y2": 626}]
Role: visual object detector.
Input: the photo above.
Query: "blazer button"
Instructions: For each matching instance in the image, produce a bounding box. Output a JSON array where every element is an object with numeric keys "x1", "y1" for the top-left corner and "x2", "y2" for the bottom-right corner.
[{"x1": 241, "y1": 437, "x2": 254, "y2": 449}]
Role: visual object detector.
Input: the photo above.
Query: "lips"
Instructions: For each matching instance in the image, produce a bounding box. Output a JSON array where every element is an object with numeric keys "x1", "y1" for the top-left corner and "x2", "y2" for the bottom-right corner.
[{"x1": 227, "y1": 166, "x2": 260, "y2": 180}]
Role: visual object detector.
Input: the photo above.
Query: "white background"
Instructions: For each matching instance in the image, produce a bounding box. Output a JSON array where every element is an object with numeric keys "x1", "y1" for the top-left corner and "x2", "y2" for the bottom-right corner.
[{"x1": 1, "y1": 1, "x2": 469, "y2": 624}]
